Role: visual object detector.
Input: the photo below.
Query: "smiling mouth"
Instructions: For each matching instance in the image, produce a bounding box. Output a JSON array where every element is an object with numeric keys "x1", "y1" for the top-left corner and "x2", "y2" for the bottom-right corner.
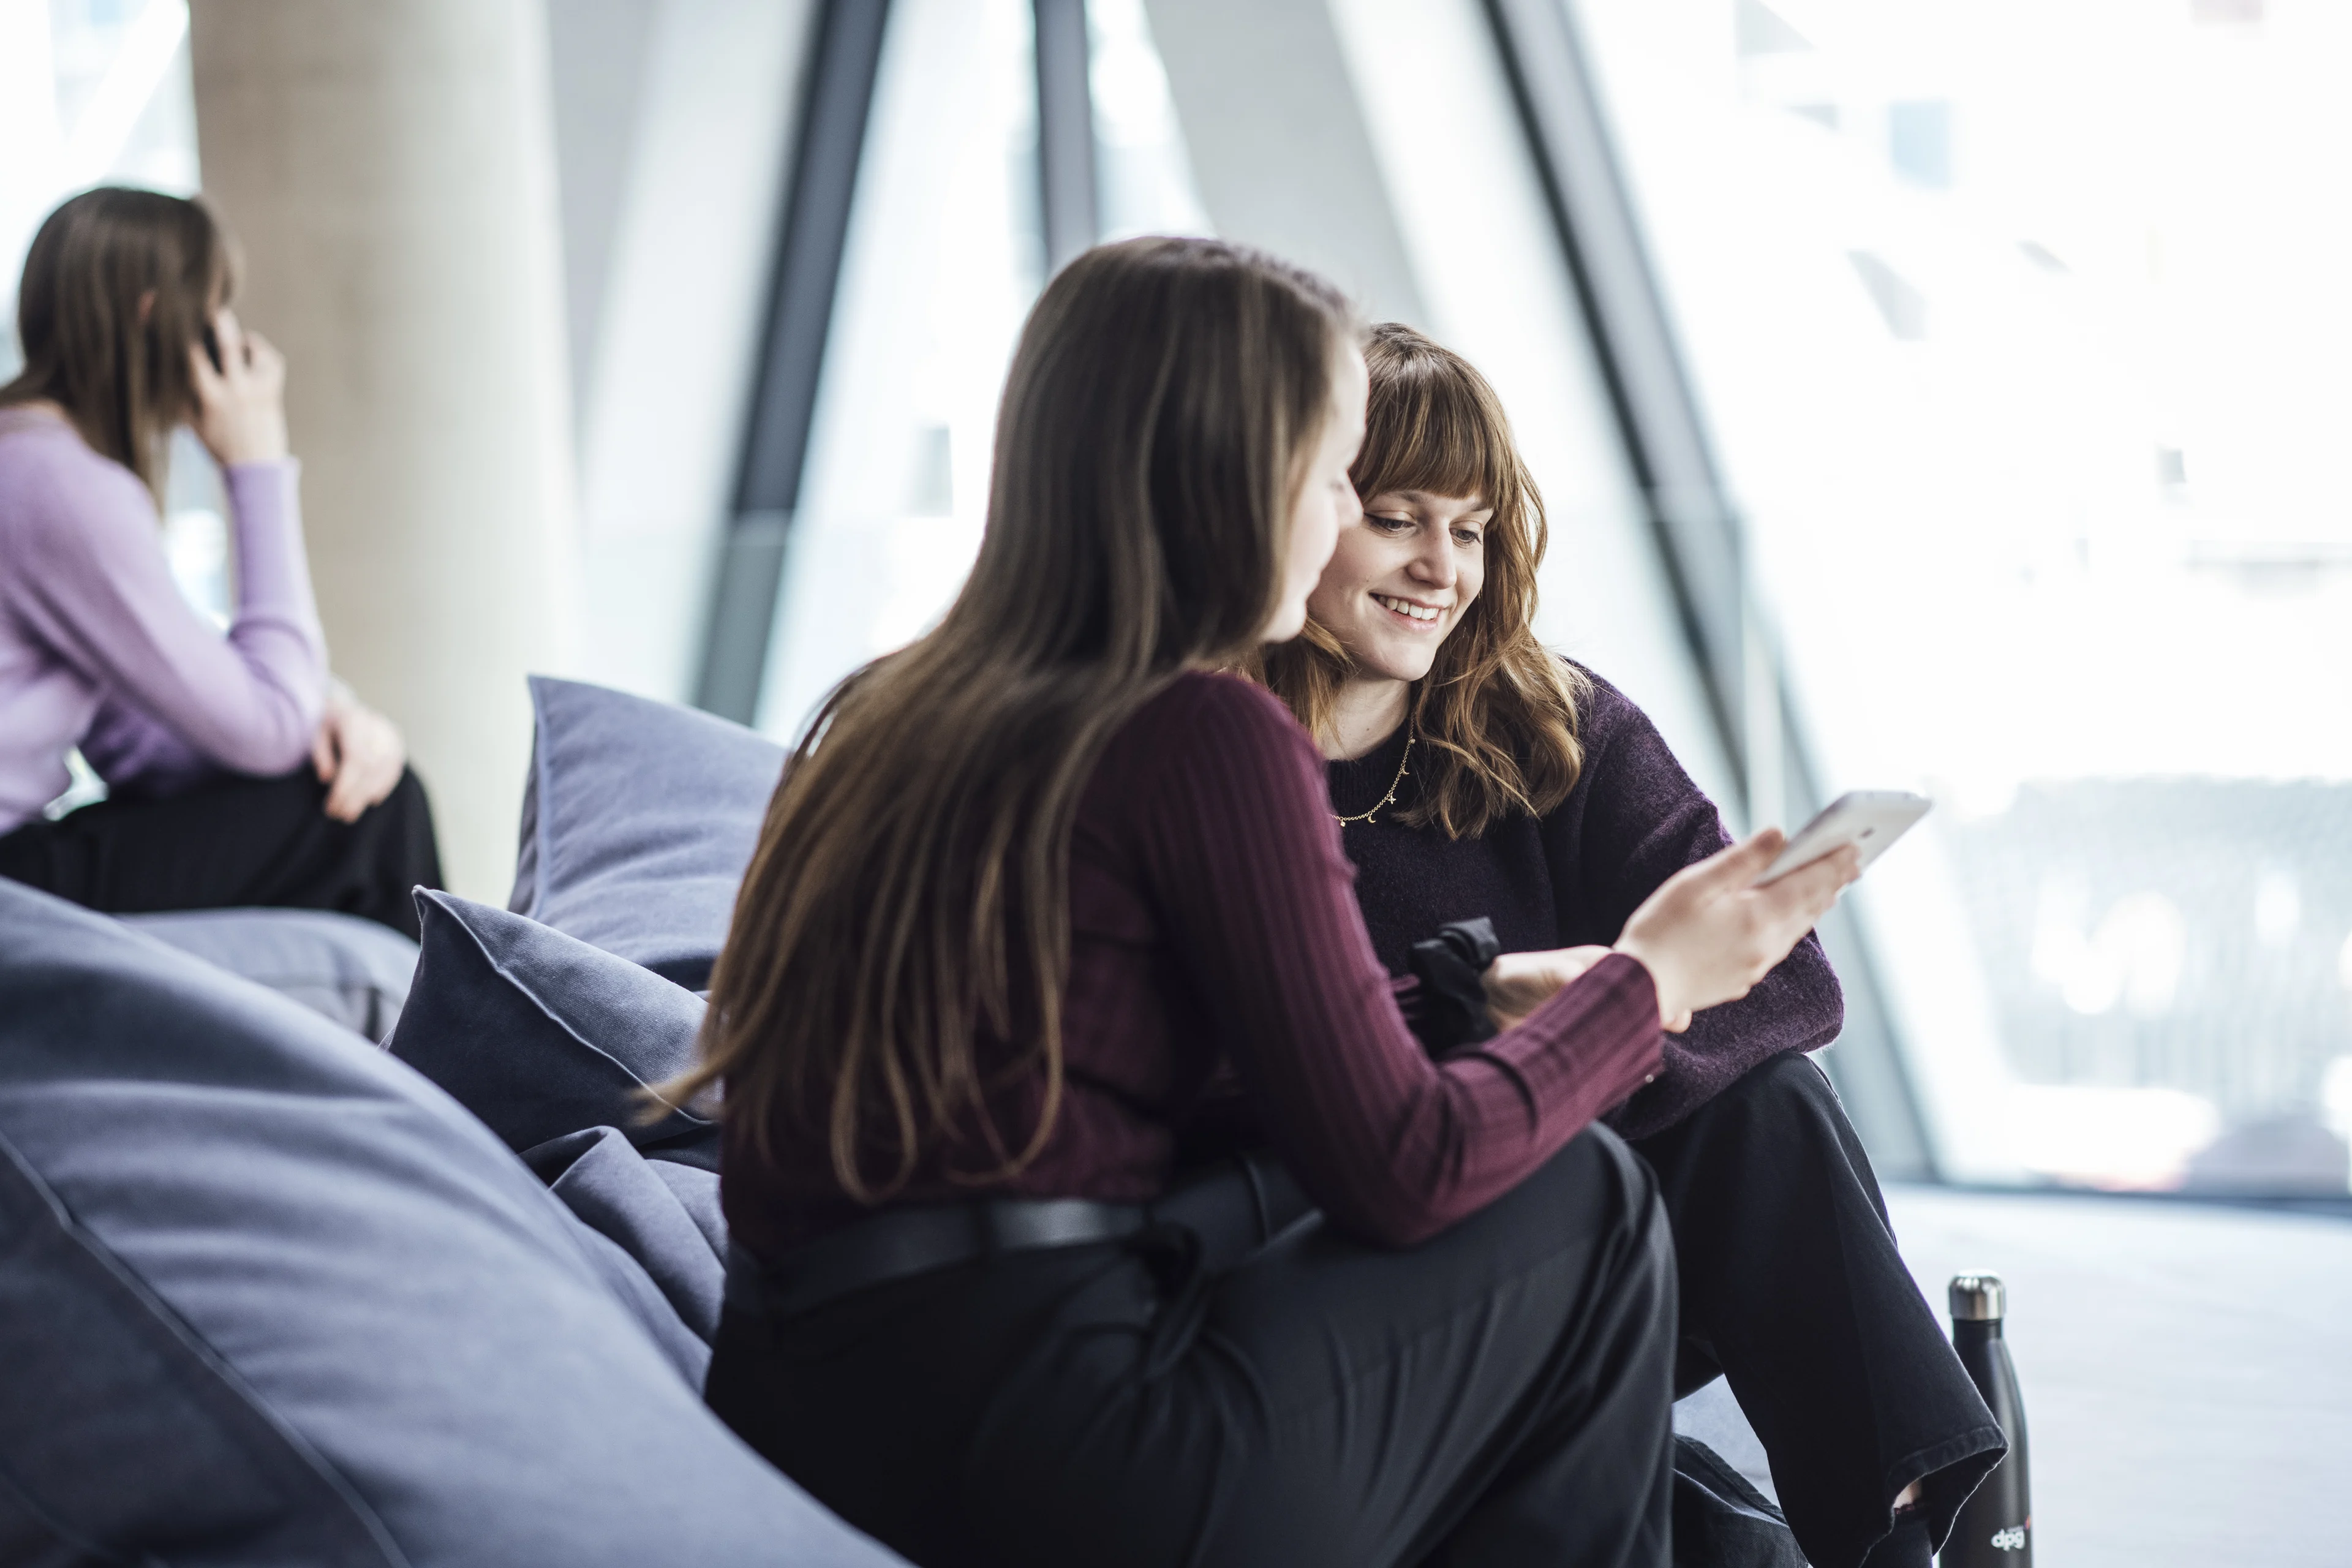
[{"x1": 1374, "y1": 593, "x2": 1446, "y2": 625}]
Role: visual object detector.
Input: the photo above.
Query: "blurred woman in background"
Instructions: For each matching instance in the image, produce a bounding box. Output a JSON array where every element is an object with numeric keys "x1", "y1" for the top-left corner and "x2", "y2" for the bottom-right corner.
[
  {"x1": 0, "y1": 187, "x2": 439, "y2": 938},
  {"x1": 1256, "y1": 322, "x2": 2005, "y2": 1568}
]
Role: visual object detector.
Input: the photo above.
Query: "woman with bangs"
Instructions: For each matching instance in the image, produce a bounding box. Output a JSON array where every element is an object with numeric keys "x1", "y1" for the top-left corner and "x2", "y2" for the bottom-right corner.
[{"x1": 1255, "y1": 322, "x2": 2007, "y2": 1568}]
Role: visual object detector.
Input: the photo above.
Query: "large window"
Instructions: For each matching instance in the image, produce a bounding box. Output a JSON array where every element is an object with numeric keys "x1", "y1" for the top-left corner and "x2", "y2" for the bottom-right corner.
[
  {"x1": 752, "y1": 0, "x2": 1044, "y2": 742},
  {"x1": 752, "y1": 0, "x2": 1210, "y2": 741},
  {"x1": 0, "y1": 0, "x2": 199, "y2": 333},
  {"x1": 1571, "y1": 0, "x2": 2352, "y2": 1193},
  {"x1": 1087, "y1": 0, "x2": 1212, "y2": 242}
]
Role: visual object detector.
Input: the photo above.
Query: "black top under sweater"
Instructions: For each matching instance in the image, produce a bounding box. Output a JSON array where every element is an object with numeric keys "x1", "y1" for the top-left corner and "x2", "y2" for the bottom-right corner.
[{"x1": 1328, "y1": 665, "x2": 1844, "y2": 1140}]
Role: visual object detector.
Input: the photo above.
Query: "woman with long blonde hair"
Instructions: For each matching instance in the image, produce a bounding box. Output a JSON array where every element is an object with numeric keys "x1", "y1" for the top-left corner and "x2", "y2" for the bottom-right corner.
[
  {"x1": 694, "y1": 240, "x2": 1854, "y2": 1567},
  {"x1": 1258, "y1": 323, "x2": 2006, "y2": 1568}
]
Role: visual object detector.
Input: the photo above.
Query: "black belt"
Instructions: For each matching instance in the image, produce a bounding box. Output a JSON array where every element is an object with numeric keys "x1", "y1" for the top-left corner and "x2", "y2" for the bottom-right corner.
[
  {"x1": 728, "y1": 1155, "x2": 1311, "y2": 1321},
  {"x1": 726, "y1": 1197, "x2": 1149, "y2": 1319}
]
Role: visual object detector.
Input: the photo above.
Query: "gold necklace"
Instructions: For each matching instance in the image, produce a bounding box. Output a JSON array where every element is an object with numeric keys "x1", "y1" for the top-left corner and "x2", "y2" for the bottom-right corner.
[{"x1": 1333, "y1": 728, "x2": 1415, "y2": 825}]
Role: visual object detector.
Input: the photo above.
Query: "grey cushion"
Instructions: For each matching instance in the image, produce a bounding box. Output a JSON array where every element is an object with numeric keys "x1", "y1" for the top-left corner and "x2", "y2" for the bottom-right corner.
[
  {"x1": 386, "y1": 890, "x2": 717, "y2": 1167},
  {"x1": 0, "y1": 878, "x2": 907, "y2": 1567},
  {"x1": 509, "y1": 676, "x2": 785, "y2": 988},
  {"x1": 526, "y1": 1126, "x2": 725, "y2": 1344},
  {"x1": 122, "y1": 907, "x2": 419, "y2": 1042}
]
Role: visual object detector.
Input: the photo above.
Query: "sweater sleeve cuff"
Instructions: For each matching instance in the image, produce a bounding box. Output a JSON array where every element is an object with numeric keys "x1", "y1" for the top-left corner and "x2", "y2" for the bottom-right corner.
[
  {"x1": 1490, "y1": 951, "x2": 1662, "y2": 1112},
  {"x1": 222, "y1": 458, "x2": 300, "y2": 518}
]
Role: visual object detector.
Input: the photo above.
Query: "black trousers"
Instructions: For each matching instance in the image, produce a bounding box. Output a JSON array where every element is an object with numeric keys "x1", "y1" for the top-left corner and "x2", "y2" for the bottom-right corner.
[
  {"x1": 0, "y1": 766, "x2": 443, "y2": 941},
  {"x1": 708, "y1": 1127, "x2": 1679, "y2": 1568},
  {"x1": 1631, "y1": 1054, "x2": 2007, "y2": 1568}
]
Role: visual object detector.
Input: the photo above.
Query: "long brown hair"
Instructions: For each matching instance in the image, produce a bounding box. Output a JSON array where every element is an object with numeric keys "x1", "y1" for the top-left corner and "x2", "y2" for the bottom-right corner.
[
  {"x1": 1, "y1": 187, "x2": 236, "y2": 508},
  {"x1": 1256, "y1": 322, "x2": 1586, "y2": 837},
  {"x1": 677, "y1": 238, "x2": 1358, "y2": 1202}
]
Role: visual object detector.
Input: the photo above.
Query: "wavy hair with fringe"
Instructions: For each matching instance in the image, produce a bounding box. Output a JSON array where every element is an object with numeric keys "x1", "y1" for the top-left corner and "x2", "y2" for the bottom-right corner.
[{"x1": 1253, "y1": 322, "x2": 1586, "y2": 837}]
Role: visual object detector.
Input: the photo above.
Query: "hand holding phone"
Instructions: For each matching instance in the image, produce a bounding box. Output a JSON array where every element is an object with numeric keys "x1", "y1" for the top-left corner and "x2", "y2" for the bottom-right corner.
[
  {"x1": 1615, "y1": 829, "x2": 1856, "y2": 1030},
  {"x1": 1753, "y1": 791, "x2": 1930, "y2": 886},
  {"x1": 187, "y1": 307, "x2": 288, "y2": 466}
]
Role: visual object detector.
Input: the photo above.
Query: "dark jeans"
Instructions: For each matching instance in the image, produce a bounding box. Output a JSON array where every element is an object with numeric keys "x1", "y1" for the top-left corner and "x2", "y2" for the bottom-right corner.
[
  {"x1": 1632, "y1": 1054, "x2": 2008, "y2": 1568},
  {"x1": 707, "y1": 1126, "x2": 1678, "y2": 1568},
  {"x1": 0, "y1": 766, "x2": 443, "y2": 941}
]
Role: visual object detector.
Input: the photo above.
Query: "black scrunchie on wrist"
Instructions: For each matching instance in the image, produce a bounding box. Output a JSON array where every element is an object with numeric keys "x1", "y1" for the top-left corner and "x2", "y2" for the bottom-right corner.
[{"x1": 1405, "y1": 916, "x2": 1502, "y2": 1055}]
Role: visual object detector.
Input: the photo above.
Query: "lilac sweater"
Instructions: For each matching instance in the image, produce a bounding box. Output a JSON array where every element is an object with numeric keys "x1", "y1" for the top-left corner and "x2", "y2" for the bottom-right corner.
[{"x1": 0, "y1": 406, "x2": 325, "y2": 834}]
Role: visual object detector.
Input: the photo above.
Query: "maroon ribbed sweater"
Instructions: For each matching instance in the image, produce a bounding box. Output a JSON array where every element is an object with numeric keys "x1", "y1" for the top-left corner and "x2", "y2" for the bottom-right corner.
[{"x1": 722, "y1": 671, "x2": 1662, "y2": 1260}]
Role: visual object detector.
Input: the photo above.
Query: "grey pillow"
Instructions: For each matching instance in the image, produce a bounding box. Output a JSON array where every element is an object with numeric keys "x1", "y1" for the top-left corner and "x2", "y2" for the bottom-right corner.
[
  {"x1": 509, "y1": 676, "x2": 785, "y2": 989},
  {"x1": 526, "y1": 1126, "x2": 725, "y2": 1345},
  {"x1": 385, "y1": 890, "x2": 717, "y2": 1167},
  {"x1": 0, "y1": 878, "x2": 907, "y2": 1568},
  {"x1": 123, "y1": 907, "x2": 419, "y2": 1042}
]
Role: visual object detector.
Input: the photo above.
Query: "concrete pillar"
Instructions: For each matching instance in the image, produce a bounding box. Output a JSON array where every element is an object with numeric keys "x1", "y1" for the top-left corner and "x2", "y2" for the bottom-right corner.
[{"x1": 189, "y1": 0, "x2": 579, "y2": 902}]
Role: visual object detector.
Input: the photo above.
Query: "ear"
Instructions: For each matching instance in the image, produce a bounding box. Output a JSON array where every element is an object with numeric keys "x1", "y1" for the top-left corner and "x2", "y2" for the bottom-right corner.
[{"x1": 135, "y1": 288, "x2": 157, "y2": 326}]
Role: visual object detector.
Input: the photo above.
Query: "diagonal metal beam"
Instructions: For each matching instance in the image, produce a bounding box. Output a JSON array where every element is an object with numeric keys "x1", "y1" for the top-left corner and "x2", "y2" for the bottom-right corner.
[
  {"x1": 1033, "y1": 0, "x2": 1099, "y2": 274},
  {"x1": 695, "y1": 0, "x2": 894, "y2": 724},
  {"x1": 1481, "y1": 0, "x2": 1747, "y2": 792}
]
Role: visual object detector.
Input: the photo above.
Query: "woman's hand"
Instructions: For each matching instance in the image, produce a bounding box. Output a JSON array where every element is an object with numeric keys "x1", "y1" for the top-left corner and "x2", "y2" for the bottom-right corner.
[
  {"x1": 1483, "y1": 944, "x2": 1615, "y2": 1032},
  {"x1": 187, "y1": 307, "x2": 288, "y2": 467},
  {"x1": 1613, "y1": 830, "x2": 1859, "y2": 1031},
  {"x1": 312, "y1": 690, "x2": 407, "y2": 823}
]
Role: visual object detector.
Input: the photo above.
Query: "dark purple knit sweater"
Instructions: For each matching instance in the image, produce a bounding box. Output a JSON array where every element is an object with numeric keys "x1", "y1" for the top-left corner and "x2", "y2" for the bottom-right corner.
[{"x1": 1330, "y1": 666, "x2": 1844, "y2": 1141}]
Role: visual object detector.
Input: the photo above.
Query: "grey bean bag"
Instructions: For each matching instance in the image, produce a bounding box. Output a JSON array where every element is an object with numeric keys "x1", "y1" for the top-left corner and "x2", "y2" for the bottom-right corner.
[
  {"x1": 526, "y1": 1125, "x2": 725, "y2": 1346},
  {"x1": 123, "y1": 906, "x2": 419, "y2": 1042},
  {"x1": 386, "y1": 889, "x2": 729, "y2": 1353},
  {"x1": 0, "y1": 878, "x2": 905, "y2": 1567}
]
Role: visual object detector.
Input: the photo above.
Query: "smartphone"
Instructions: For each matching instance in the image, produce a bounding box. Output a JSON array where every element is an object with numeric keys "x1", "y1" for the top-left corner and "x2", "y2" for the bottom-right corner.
[
  {"x1": 1753, "y1": 790, "x2": 1931, "y2": 886},
  {"x1": 200, "y1": 322, "x2": 224, "y2": 374}
]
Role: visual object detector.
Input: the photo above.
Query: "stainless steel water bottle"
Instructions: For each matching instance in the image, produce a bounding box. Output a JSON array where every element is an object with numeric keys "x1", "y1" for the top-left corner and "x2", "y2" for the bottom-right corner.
[{"x1": 1943, "y1": 1273, "x2": 2031, "y2": 1566}]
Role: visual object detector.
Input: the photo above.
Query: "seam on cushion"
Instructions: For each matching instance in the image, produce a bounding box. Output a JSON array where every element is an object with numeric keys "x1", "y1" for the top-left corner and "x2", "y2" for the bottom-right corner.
[
  {"x1": 445, "y1": 907, "x2": 712, "y2": 1131},
  {"x1": 0, "y1": 1128, "x2": 412, "y2": 1568}
]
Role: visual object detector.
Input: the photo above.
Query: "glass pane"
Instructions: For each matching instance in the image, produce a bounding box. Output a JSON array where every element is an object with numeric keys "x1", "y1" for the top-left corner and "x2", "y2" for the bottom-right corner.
[
  {"x1": 1572, "y1": 0, "x2": 2352, "y2": 1193},
  {"x1": 1324, "y1": 0, "x2": 1735, "y2": 803},
  {"x1": 1087, "y1": 0, "x2": 1213, "y2": 240},
  {"x1": 755, "y1": 0, "x2": 1044, "y2": 742},
  {"x1": 2, "y1": 0, "x2": 200, "y2": 381}
]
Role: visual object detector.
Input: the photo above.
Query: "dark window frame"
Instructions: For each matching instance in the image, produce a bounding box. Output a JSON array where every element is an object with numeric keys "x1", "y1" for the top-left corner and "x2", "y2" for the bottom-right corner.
[{"x1": 695, "y1": 0, "x2": 895, "y2": 725}]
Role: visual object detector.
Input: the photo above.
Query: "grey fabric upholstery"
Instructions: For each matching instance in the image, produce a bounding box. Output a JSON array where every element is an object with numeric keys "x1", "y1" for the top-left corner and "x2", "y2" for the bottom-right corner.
[
  {"x1": 0, "y1": 878, "x2": 908, "y2": 1567},
  {"x1": 122, "y1": 907, "x2": 418, "y2": 1042},
  {"x1": 539, "y1": 1171, "x2": 715, "y2": 1385},
  {"x1": 385, "y1": 889, "x2": 717, "y2": 1167},
  {"x1": 508, "y1": 676, "x2": 785, "y2": 989},
  {"x1": 526, "y1": 1126, "x2": 725, "y2": 1345}
]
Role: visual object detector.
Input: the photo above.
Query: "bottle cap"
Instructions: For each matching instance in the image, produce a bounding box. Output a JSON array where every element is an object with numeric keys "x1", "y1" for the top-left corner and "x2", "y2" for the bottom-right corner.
[{"x1": 1949, "y1": 1272, "x2": 2005, "y2": 1321}]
